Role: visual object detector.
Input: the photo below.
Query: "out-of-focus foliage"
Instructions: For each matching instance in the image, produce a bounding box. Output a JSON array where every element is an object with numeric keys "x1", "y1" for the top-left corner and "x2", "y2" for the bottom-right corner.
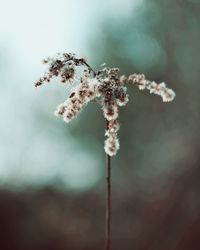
[{"x1": 88, "y1": 0, "x2": 200, "y2": 185}]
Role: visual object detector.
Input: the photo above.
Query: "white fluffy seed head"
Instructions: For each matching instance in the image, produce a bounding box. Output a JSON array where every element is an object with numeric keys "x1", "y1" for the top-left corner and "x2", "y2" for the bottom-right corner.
[
  {"x1": 54, "y1": 103, "x2": 66, "y2": 116},
  {"x1": 161, "y1": 88, "x2": 176, "y2": 102},
  {"x1": 128, "y1": 74, "x2": 175, "y2": 102},
  {"x1": 36, "y1": 53, "x2": 176, "y2": 156},
  {"x1": 119, "y1": 75, "x2": 127, "y2": 85},
  {"x1": 116, "y1": 94, "x2": 129, "y2": 106},
  {"x1": 104, "y1": 133, "x2": 120, "y2": 156},
  {"x1": 103, "y1": 104, "x2": 119, "y2": 121}
]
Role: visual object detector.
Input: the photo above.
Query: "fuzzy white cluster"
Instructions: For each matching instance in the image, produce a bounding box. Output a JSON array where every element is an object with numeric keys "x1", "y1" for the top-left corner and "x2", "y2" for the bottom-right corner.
[
  {"x1": 104, "y1": 119, "x2": 120, "y2": 156},
  {"x1": 127, "y1": 74, "x2": 176, "y2": 102},
  {"x1": 35, "y1": 53, "x2": 176, "y2": 157},
  {"x1": 54, "y1": 78, "x2": 99, "y2": 123}
]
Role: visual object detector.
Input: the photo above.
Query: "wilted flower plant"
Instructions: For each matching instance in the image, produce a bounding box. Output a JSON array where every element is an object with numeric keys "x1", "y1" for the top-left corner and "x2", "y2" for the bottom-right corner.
[{"x1": 35, "y1": 52, "x2": 175, "y2": 250}]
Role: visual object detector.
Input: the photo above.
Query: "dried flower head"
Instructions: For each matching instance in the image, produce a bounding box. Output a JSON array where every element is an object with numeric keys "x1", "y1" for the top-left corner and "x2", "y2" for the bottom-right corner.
[{"x1": 35, "y1": 53, "x2": 176, "y2": 156}]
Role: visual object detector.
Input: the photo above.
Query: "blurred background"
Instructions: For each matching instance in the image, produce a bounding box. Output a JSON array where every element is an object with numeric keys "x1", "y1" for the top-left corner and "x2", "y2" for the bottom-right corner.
[{"x1": 0, "y1": 0, "x2": 200, "y2": 249}]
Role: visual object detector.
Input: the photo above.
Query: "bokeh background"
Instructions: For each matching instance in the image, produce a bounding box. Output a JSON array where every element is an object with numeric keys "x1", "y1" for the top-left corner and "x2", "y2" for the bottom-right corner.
[{"x1": 0, "y1": 0, "x2": 200, "y2": 249}]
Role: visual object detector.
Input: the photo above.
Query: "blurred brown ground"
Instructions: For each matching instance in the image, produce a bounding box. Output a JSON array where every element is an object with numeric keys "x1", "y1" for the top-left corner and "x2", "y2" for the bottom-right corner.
[{"x1": 0, "y1": 158, "x2": 200, "y2": 250}]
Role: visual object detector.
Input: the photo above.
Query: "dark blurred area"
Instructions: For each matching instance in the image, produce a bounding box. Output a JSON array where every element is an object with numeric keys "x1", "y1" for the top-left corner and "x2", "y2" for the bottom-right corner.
[
  {"x1": 1, "y1": 0, "x2": 200, "y2": 249},
  {"x1": 1, "y1": 171, "x2": 200, "y2": 250}
]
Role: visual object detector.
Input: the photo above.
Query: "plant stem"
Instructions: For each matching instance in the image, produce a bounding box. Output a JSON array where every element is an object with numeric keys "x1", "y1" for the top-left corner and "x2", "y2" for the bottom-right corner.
[
  {"x1": 82, "y1": 60, "x2": 97, "y2": 77},
  {"x1": 105, "y1": 120, "x2": 111, "y2": 250}
]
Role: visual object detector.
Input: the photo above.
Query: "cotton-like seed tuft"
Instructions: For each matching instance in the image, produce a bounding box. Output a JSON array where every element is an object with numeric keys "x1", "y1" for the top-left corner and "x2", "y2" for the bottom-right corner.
[{"x1": 36, "y1": 53, "x2": 175, "y2": 156}]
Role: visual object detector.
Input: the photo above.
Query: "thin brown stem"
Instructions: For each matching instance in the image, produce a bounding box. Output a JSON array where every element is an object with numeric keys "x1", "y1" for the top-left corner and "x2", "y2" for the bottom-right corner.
[
  {"x1": 105, "y1": 120, "x2": 111, "y2": 250},
  {"x1": 82, "y1": 60, "x2": 97, "y2": 77}
]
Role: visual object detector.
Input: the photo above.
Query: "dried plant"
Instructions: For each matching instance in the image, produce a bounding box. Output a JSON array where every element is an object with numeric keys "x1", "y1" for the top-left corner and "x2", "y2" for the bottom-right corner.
[{"x1": 35, "y1": 52, "x2": 175, "y2": 250}]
